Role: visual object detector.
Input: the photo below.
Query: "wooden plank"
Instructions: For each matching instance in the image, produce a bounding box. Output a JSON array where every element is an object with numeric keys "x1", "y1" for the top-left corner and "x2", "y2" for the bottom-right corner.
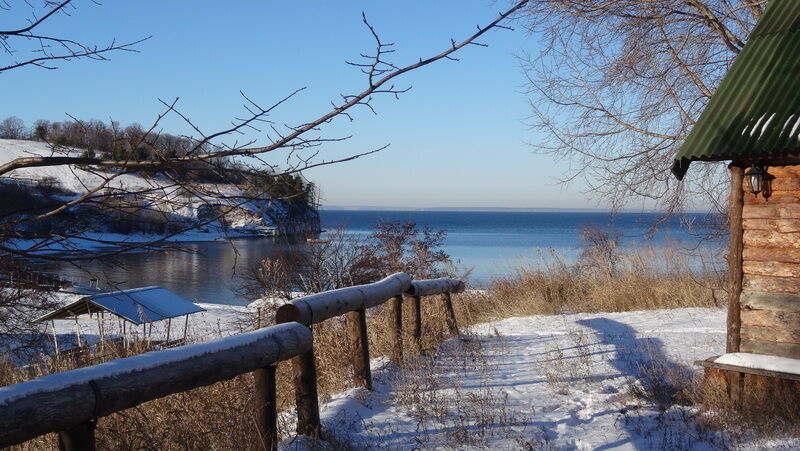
[
  {"x1": 740, "y1": 338, "x2": 800, "y2": 359},
  {"x1": 696, "y1": 356, "x2": 800, "y2": 382},
  {"x1": 741, "y1": 324, "x2": 800, "y2": 344},
  {"x1": 742, "y1": 309, "x2": 800, "y2": 330},
  {"x1": 741, "y1": 308, "x2": 800, "y2": 329},
  {"x1": 742, "y1": 204, "x2": 800, "y2": 219},
  {"x1": 743, "y1": 260, "x2": 800, "y2": 278},
  {"x1": 741, "y1": 290, "x2": 800, "y2": 312},
  {"x1": 276, "y1": 273, "x2": 412, "y2": 325},
  {"x1": 254, "y1": 365, "x2": 277, "y2": 451},
  {"x1": 728, "y1": 165, "x2": 744, "y2": 353},
  {"x1": 346, "y1": 308, "x2": 372, "y2": 390},
  {"x1": 743, "y1": 230, "x2": 800, "y2": 248},
  {"x1": 389, "y1": 295, "x2": 403, "y2": 363},
  {"x1": 771, "y1": 178, "x2": 800, "y2": 191},
  {"x1": 744, "y1": 193, "x2": 800, "y2": 206},
  {"x1": 743, "y1": 274, "x2": 800, "y2": 294},
  {"x1": 742, "y1": 218, "x2": 800, "y2": 232},
  {"x1": 743, "y1": 247, "x2": 800, "y2": 264},
  {"x1": 765, "y1": 165, "x2": 800, "y2": 178}
]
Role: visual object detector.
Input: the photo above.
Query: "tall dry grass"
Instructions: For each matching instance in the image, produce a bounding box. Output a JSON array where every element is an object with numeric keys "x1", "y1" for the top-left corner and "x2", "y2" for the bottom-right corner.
[
  {"x1": 457, "y1": 245, "x2": 725, "y2": 326},
  {"x1": 2, "y1": 243, "x2": 728, "y2": 449},
  {"x1": 2, "y1": 296, "x2": 460, "y2": 450}
]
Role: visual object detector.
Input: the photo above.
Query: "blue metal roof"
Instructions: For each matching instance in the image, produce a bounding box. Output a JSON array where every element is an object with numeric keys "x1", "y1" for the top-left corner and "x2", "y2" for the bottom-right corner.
[{"x1": 35, "y1": 286, "x2": 205, "y2": 325}]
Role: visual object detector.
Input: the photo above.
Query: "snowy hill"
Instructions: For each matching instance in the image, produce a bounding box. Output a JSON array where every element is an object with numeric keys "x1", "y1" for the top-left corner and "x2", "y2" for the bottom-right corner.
[{"x1": 0, "y1": 139, "x2": 319, "y2": 246}]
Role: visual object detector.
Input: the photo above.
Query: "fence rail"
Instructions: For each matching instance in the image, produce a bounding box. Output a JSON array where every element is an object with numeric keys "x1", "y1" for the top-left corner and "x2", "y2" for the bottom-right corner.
[{"x1": 0, "y1": 273, "x2": 464, "y2": 450}]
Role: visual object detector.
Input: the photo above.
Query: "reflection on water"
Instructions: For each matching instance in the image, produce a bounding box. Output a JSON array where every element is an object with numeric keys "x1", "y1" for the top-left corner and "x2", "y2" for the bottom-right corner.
[
  {"x1": 29, "y1": 237, "x2": 306, "y2": 306},
  {"x1": 27, "y1": 211, "x2": 723, "y2": 306}
]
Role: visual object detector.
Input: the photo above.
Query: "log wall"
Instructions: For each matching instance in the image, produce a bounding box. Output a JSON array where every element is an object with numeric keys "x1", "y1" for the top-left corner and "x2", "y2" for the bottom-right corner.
[{"x1": 741, "y1": 164, "x2": 800, "y2": 358}]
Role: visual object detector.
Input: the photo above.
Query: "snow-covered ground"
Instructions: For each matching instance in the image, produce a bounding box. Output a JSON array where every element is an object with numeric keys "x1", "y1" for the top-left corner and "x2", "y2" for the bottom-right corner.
[
  {"x1": 27, "y1": 299, "x2": 800, "y2": 449},
  {"x1": 286, "y1": 308, "x2": 800, "y2": 450}
]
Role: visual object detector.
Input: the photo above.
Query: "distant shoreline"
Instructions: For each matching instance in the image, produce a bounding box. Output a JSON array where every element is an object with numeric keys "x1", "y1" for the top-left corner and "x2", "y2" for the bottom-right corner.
[{"x1": 321, "y1": 206, "x2": 717, "y2": 214}]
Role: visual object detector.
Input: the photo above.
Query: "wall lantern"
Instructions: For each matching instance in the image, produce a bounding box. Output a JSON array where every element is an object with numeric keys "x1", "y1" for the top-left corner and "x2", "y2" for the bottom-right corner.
[{"x1": 744, "y1": 164, "x2": 773, "y2": 198}]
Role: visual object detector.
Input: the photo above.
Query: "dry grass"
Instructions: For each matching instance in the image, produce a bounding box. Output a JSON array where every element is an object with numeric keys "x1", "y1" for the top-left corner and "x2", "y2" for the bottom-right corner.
[
  {"x1": 610, "y1": 341, "x2": 800, "y2": 445},
  {"x1": 457, "y1": 245, "x2": 724, "y2": 326},
  {"x1": 387, "y1": 335, "x2": 534, "y2": 449},
  {"x1": 688, "y1": 374, "x2": 800, "y2": 441},
  {"x1": 1, "y1": 244, "x2": 734, "y2": 449},
  {"x1": 3, "y1": 294, "x2": 461, "y2": 450}
]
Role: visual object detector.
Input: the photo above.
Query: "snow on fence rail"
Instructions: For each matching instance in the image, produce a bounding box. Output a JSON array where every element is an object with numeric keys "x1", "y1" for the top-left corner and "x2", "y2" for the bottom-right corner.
[
  {"x1": 275, "y1": 273, "x2": 412, "y2": 325},
  {"x1": 0, "y1": 322, "x2": 312, "y2": 450},
  {"x1": 275, "y1": 273, "x2": 465, "y2": 439},
  {"x1": 0, "y1": 273, "x2": 465, "y2": 450}
]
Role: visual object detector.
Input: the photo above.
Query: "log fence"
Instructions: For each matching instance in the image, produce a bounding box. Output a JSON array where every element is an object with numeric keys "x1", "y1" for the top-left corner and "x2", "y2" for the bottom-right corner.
[
  {"x1": 275, "y1": 273, "x2": 464, "y2": 438},
  {"x1": 0, "y1": 273, "x2": 464, "y2": 450}
]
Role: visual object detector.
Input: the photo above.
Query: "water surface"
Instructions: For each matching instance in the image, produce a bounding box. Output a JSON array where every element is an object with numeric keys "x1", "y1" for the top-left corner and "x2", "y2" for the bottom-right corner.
[{"x1": 30, "y1": 211, "x2": 722, "y2": 305}]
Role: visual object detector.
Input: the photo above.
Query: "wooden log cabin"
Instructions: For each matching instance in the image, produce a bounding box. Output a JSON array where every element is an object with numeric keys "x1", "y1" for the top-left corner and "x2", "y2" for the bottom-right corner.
[{"x1": 672, "y1": 0, "x2": 800, "y2": 394}]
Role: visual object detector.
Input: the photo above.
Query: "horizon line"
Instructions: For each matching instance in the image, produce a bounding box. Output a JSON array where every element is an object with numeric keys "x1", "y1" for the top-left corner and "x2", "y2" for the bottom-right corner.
[{"x1": 320, "y1": 205, "x2": 717, "y2": 214}]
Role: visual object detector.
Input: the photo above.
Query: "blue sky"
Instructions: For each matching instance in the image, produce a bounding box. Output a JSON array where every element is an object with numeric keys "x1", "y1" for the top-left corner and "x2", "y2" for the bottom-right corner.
[{"x1": 2, "y1": 1, "x2": 613, "y2": 210}]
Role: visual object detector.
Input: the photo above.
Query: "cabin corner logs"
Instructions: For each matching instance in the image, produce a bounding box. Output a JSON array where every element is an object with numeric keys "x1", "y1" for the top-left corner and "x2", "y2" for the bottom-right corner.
[{"x1": 734, "y1": 164, "x2": 800, "y2": 359}]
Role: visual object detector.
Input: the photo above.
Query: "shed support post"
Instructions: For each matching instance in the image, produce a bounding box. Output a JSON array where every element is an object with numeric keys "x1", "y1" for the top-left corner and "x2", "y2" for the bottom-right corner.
[
  {"x1": 347, "y1": 308, "x2": 372, "y2": 389},
  {"x1": 51, "y1": 320, "x2": 59, "y2": 359},
  {"x1": 441, "y1": 292, "x2": 460, "y2": 337},
  {"x1": 728, "y1": 164, "x2": 744, "y2": 353},
  {"x1": 58, "y1": 420, "x2": 96, "y2": 451},
  {"x1": 98, "y1": 311, "x2": 104, "y2": 345},
  {"x1": 389, "y1": 295, "x2": 403, "y2": 363},
  {"x1": 165, "y1": 318, "x2": 171, "y2": 344},
  {"x1": 254, "y1": 365, "x2": 278, "y2": 451},
  {"x1": 74, "y1": 319, "x2": 82, "y2": 349},
  {"x1": 183, "y1": 314, "x2": 189, "y2": 343},
  {"x1": 409, "y1": 295, "x2": 422, "y2": 353}
]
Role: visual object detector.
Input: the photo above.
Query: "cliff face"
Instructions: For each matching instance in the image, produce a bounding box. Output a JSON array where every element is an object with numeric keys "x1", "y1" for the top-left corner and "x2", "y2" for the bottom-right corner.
[
  {"x1": 195, "y1": 200, "x2": 320, "y2": 237},
  {"x1": 268, "y1": 202, "x2": 321, "y2": 237},
  {"x1": 0, "y1": 139, "x2": 320, "y2": 239}
]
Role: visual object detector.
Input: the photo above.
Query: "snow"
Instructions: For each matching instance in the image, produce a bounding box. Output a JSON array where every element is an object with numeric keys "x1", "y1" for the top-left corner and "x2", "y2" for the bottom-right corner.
[
  {"x1": 714, "y1": 352, "x2": 800, "y2": 376},
  {"x1": 285, "y1": 273, "x2": 411, "y2": 324},
  {"x1": 296, "y1": 308, "x2": 798, "y2": 450},
  {"x1": 9, "y1": 296, "x2": 800, "y2": 448}
]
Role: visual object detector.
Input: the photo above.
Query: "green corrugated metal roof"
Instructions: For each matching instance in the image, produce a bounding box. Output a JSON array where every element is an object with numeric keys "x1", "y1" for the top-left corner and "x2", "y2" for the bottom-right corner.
[{"x1": 672, "y1": 0, "x2": 800, "y2": 180}]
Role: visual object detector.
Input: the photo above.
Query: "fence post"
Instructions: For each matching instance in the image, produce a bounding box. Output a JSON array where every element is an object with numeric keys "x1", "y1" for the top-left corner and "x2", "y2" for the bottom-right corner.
[
  {"x1": 389, "y1": 295, "x2": 403, "y2": 363},
  {"x1": 275, "y1": 310, "x2": 321, "y2": 440},
  {"x1": 58, "y1": 420, "x2": 95, "y2": 451},
  {"x1": 254, "y1": 365, "x2": 278, "y2": 451},
  {"x1": 292, "y1": 346, "x2": 321, "y2": 439},
  {"x1": 346, "y1": 308, "x2": 372, "y2": 389},
  {"x1": 408, "y1": 295, "x2": 422, "y2": 353},
  {"x1": 441, "y1": 292, "x2": 460, "y2": 337}
]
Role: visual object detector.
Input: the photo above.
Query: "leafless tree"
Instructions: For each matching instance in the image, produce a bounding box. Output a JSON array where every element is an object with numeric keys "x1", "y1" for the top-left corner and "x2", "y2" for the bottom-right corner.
[
  {"x1": 518, "y1": 0, "x2": 765, "y2": 217},
  {"x1": 0, "y1": 1, "x2": 530, "y2": 263},
  {"x1": 0, "y1": 0, "x2": 148, "y2": 74},
  {"x1": 0, "y1": 0, "x2": 530, "y2": 356},
  {"x1": 0, "y1": 116, "x2": 26, "y2": 139}
]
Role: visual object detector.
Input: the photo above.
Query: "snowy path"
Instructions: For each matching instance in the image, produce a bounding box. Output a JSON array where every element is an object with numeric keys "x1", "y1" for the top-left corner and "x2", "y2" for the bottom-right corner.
[{"x1": 291, "y1": 308, "x2": 756, "y2": 450}]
